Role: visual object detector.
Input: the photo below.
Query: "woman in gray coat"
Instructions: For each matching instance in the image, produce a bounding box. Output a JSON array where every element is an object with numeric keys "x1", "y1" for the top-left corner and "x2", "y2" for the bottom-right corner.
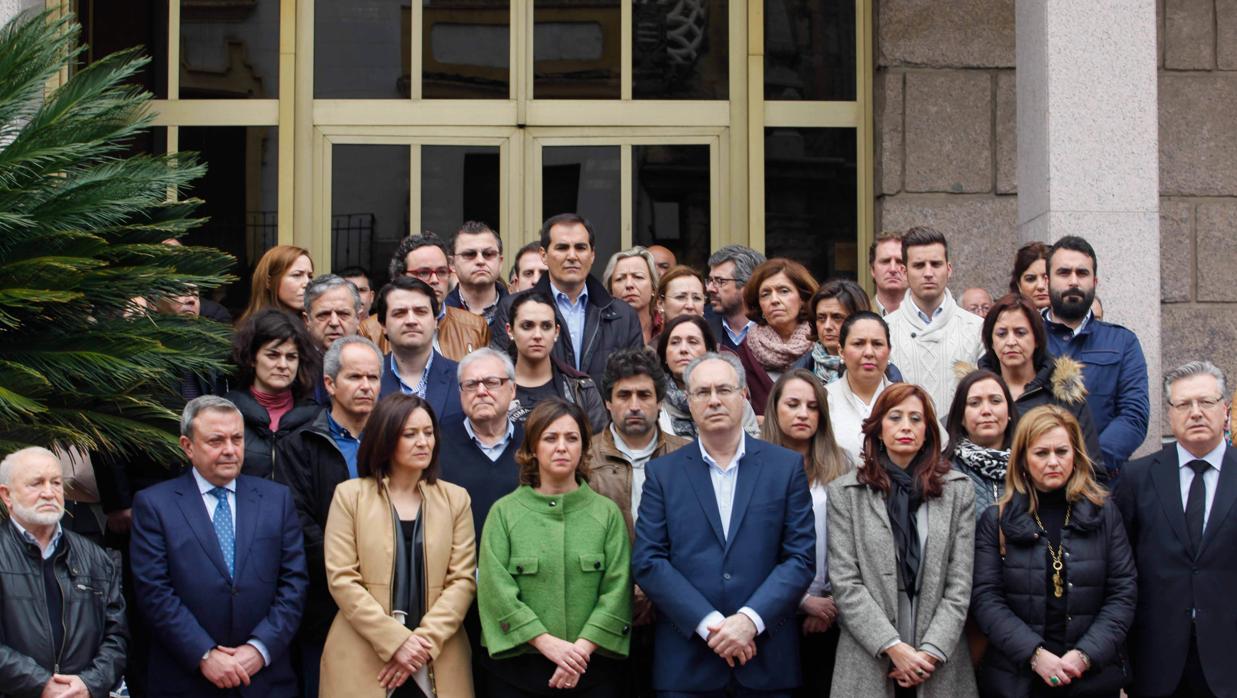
[{"x1": 827, "y1": 383, "x2": 978, "y2": 698}]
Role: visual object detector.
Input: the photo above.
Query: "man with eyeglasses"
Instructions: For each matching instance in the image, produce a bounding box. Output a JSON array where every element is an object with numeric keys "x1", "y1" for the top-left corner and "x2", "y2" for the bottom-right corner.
[
  {"x1": 438, "y1": 347, "x2": 524, "y2": 697},
  {"x1": 1116, "y1": 360, "x2": 1237, "y2": 698},
  {"x1": 445, "y1": 221, "x2": 508, "y2": 328},
  {"x1": 633, "y1": 351, "x2": 814, "y2": 696},
  {"x1": 705, "y1": 245, "x2": 766, "y2": 349},
  {"x1": 361, "y1": 233, "x2": 490, "y2": 361}
]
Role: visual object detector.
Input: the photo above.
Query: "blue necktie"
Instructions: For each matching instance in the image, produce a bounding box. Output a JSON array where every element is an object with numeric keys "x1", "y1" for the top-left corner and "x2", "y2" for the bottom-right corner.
[{"x1": 209, "y1": 487, "x2": 235, "y2": 577}]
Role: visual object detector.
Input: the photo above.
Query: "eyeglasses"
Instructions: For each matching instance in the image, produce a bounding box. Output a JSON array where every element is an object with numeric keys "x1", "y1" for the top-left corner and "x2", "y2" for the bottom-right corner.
[
  {"x1": 406, "y1": 266, "x2": 450, "y2": 280},
  {"x1": 1167, "y1": 396, "x2": 1225, "y2": 412},
  {"x1": 706, "y1": 276, "x2": 739, "y2": 288},
  {"x1": 459, "y1": 376, "x2": 510, "y2": 393},
  {"x1": 454, "y1": 248, "x2": 500, "y2": 261},
  {"x1": 689, "y1": 384, "x2": 740, "y2": 401}
]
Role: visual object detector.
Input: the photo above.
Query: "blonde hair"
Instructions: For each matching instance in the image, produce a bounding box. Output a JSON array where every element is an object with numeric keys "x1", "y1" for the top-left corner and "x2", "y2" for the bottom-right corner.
[
  {"x1": 1000, "y1": 404, "x2": 1106, "y2": 513},
  {"x1": 238, "y1": 245, "x2": 312, "y2": 323}
]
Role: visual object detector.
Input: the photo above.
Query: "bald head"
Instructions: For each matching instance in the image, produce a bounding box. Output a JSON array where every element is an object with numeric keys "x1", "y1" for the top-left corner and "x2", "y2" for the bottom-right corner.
[
  {"x1": 648, "y1": 245, "x2": 676, "y2": 277},
  {"x1": 960, "y1": 287, "x2": 993, "y2": 318}
]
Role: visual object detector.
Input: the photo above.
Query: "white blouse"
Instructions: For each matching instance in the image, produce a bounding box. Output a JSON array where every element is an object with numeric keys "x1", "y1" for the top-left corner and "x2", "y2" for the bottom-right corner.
[{"x1": 826, "y1": 375, "x2": 890, "y2": 464}]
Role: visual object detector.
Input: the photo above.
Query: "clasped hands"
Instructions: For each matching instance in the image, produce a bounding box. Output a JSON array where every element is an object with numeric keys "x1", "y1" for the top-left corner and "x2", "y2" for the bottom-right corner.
[
  {"x1": 39, "y1": 674, "x2": 88, "y2": 698},
  {"x1": 885, "y1": 642, "x2": 939, "y2": 688},
  {"x1": 801, "y1": 595, "x2": 838, "y2": 635},
  {"x1": 377, "y1": 633, "x2": 434, "y2": 690},
  {"x1": 1031, "y1": 647, "x2": 1089, "y2": 688},
  {"x1": 707, "y1": 614, "x2": 758, "y2": 668},
  {"x1": 199, "y1": 645, "x2": 265, "y2": 689},
  {"x1": 532, "y1": 634, "x2": 597, "y2": 690}
]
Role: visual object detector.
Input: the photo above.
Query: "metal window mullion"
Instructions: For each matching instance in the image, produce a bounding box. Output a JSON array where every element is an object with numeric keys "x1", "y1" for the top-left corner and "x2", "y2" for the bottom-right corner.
[
  {"x1": 621, "y1": 0, "x2": 632, "y2": 100},
  {"x1": 410, "y1": 0, "x2": 423, "y2": 100},
  {"x1": 410, "y1": 144, "x2": 421, "y2": 236},
  {"x1": 620, "y1": 143, "x2": 632, "y2": 248},
  {"x1": 168, "y1": 0, "x2": 179, "y2": 98}
]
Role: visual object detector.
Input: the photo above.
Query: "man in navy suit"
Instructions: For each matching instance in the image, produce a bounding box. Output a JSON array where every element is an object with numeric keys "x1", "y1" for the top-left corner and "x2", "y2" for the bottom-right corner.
[
  {"x1": 130, "y1": 396, "x2": 308, "y2": 697},
  {"x1": 633, "y1": 352, "x2": 815, "y2": 696},
  {"x1": 1116, "y1": 360, "x2": 1237, "y2": 698},
  {"x1": 375, "y1": 276, "x2": 463, "y2": 423}
]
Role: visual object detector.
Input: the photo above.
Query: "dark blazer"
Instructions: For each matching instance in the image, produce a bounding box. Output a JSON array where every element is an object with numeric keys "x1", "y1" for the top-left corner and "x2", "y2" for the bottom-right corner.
[
  {"x1": 130, "y1": 471, "x2": 308, "y2": 697},
  {"x1": 437, "y1": 417, "x2": 524, "y2": 540},
  {"x1": 971, "y1": 493, "x2": 1136, "y2": 697},
  {"x1": 632, "y1": 436, "x2": 815, "y2": 692},
  {"x1": 1115, "y1": 443, "x2": 1237, "y2": 698},
  {"x1": 378, "y1": 350, "x2": 463, "y2": 424},
  {"x1": 706, "y1": 310, "x2": 741, "y2": 350}
]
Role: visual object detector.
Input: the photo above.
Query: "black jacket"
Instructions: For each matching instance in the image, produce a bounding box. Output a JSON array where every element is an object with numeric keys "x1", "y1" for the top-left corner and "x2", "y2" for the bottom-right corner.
[
  {"x1": 272, "y1": 408, "x2": 351, "y2": 644},
  {"x1": 511, "y1": 356, "x2": 609, "y2": 434},
  {"x1": 971, "y1": 492, "x2": 1136, "y2": 697},
  {"x1": 0, "y1": 523, "x2": 127, "y2": 698},
  {"x1": 490, "y1": 274, "x2": 643, "y2": 387},
  {"x1": 224, "y1": 388, "x2": 320, "y2": 479}
]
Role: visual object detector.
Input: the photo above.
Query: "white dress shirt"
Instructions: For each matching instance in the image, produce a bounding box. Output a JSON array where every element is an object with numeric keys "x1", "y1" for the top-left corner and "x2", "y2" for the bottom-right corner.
[
  {"x1": 804, "y1": 482, "x2": 830, "y2": 599},
  {"x1": 1177, "y1": 441, "x2": 1226, "y2": 528}
]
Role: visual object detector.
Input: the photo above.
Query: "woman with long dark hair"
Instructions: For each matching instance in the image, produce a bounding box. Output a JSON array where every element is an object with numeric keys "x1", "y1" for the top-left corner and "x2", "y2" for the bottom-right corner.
[
  {"x1": 1009, "y1": 242, "x2": 1050, "y2": 311},
  {"x1": 656, "y1": 314, "x2": 760, "y2": 439},
  {"x1": 944, "y1": 370, "x2": 1016, "y2": 519},
  {"x1": 828, "y1": 383, "x2": 978, "y2": 698}
]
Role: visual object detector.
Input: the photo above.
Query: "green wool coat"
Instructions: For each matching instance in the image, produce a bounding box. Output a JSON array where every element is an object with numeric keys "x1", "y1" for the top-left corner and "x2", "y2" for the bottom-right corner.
[{"x1": 478, "y1": 481, "x2": 633, "y2": 659}]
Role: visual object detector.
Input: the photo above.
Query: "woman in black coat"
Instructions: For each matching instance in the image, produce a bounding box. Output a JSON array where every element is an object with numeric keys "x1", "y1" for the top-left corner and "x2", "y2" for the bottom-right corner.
[{"x1": 971, "y1": 404, "x2": 1136, "y2": 698}]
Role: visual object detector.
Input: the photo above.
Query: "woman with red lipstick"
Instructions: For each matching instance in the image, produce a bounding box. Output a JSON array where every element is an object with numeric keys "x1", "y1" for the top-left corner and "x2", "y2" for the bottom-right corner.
[
  {"x1": 970, "y1": 405, "x2": 1135, "y2": 698},
  {"x1": 827, "y1": 383, "x2": 978, "y2": 698},
  {"x1": 731, "y1": 258, "x2": 819, "y2": 415},
  {"x1": 944, "y1": 370, "x2": 1016, "y2": 520},
  {"x1": 603, "y1": 247, "x2": 660, "y2": 347},
  {"x1": 760, "y1": 369, "x2": 852, "y2": 696},
  {"x1": 1009, "y1": 242, "x2": 1051, "y2": 311}
]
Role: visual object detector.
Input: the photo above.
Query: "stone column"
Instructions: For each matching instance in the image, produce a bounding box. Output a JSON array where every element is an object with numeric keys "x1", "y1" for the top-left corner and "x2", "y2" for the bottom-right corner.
[
  {"x1": 0, "y1": 0, "x2": 40, "y2": 26},
  {"x1": 1015, "y1": 0, "x2": 1162, "y2": 455}
]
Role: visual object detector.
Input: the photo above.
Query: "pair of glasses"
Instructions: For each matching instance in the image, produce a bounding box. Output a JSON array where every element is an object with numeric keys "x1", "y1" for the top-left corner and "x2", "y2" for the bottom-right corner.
[
  {"x1": 459, "y1": 376, "x2": 510, "y2": 393},
  {"x1": 689, "y1": 385, "x2": 739, "y2": 401},
  {"x1": 455, "y1": 249, "x2": 500, "y2": 261},
  {"x1": 1167, "y1": 397, "x2": 1224, "y2": 412},
  {"x1": 706, "y1": 276, "x2": 739, "y2": 287},
  {"x1": 406, "y1": 267, "x2": 450, "y2": 280}
]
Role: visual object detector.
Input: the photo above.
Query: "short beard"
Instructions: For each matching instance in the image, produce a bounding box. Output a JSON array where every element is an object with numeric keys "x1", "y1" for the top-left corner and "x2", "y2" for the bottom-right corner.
[
  {"x1": 1049, "y1": 286, "x2": 1095, "y2": 322},
  {"x1": 10, "y1": 499, "x2": 64, "y2": 527},
  {"x1": 617, "y1": 416, "x2": 653, "y2": 440}
]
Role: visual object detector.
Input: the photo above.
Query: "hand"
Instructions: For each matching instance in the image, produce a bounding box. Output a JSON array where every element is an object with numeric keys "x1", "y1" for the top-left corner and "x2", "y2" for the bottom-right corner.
[
  {"x1": 885, "y1": 642, "x2": 934, "y2": 687},
  {"x1": 633, "y1": 585, "x2": 656, "y2": 626},
  {"x1": 1059, "y1": 649, "x2": 1089, "y2": 679},
  {"x1": 106, "y1": 508, "x2": 132, "y2": 534},
  {"x1": 392, "y1": 633, "x2": 433, "y2": 673},
  {"x1": 200, "y1": 647, "x2": 251, "y2": 689},
  {"x1": 377, "y1": 657, "x2": 411, "y2": 690},
  {"x1": 1031, "y1": 647, "x2": 1072, "y2": 688},
  {"x1": 802, "y1": 615, "x2": 831, "y2": 634},
  {"x1": 230, "y1": 644, "x2": 265, "y2": 677},
  {"x1": 41, "y1": 675, "x2": 88, "y2": 698},
  {"x1": 801, "y1": 595, "x2": 838, "y2": 631},
  {"x1": 706, "y1": 614, "x2": 758, "y2": 667},
  {"x1": 548, "y1": 665, "x2": 581, "y2": 690},
  {"x1": 531, "y1": 634, "x2": 589, "y2": 675}
]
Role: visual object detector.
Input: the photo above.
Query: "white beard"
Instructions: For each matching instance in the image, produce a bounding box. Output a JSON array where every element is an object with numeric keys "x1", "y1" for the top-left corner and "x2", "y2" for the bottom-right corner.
[{"x1": 10, "y1": 499, "x2": 64, "y2": 527}]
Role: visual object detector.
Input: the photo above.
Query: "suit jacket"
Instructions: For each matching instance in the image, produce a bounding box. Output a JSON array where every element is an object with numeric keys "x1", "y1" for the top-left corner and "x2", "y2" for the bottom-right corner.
[
  {"x1": 378, "y1": 351, "x2": 464, "y2": 425},
  {"x1": 1115, "y1": 443, "x2": 1237, "y2": 697},
  {"x1": 130, "y1": 471, "x2": 308, "y2": 697},
  {"x1": 632, "y1": 436, "x2": 815, "y2": 692}
]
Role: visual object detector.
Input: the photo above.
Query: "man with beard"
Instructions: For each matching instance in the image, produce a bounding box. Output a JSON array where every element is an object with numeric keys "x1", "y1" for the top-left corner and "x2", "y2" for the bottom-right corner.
[
  {"x1": 1043, "y1": 235, "x2": 1149, "y2": 475},
  {"x1": 588, "y1": 349, "x2": 688, "y2": 697},
  {"x1": 445, "y1": 221, "x2": 508, "y2": 328},
  {"x1": 0, "y1": 447, "x2": 127, "y2": 698},
  {"x1": 705, "y1": 245, "x2": 766, "y2": 349}
]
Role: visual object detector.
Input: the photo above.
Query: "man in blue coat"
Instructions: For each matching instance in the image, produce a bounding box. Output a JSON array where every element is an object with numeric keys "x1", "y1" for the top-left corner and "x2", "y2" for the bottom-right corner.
[
  {"x1": 375, "y1": 276, "x2": 463, "y2": 423},
  {"x1": 131, "y1": 396, "x2": 308, "y2": 697},
  {"x1": 633, "y1": 352, "x2": 815, "y2": 696}
]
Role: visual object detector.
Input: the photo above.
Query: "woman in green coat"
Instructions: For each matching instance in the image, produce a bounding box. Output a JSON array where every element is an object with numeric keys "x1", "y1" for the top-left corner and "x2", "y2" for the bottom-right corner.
[{"x1": 478, "y1": 398, "x2": 632, "y2": 696}]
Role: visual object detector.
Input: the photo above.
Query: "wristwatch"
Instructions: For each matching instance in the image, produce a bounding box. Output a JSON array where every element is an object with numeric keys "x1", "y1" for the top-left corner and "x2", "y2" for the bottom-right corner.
[{"x1": 201, "y1": 648, "x2": 213, "y2": 662}]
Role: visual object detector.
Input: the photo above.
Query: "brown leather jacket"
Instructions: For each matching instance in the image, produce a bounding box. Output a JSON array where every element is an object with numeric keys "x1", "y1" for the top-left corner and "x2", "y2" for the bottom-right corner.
[
  {"x1": 360, "y1": 306, "x2": 490, "y2": 361},
  {"x1": 588, "y1": 426, "x2": 689, "y2": 540}
]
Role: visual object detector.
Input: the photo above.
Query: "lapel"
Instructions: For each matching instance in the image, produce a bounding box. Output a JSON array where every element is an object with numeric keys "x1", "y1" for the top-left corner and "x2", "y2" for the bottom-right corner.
[
  {"x1": 231, "y1": 477, "x2": 262, "y2": 580},
  {"x1": 427, "y1": 353, "x2": 447, "y2": 416},
  {"x1": 1150, "y1": 446, "x2": 1192, "y2": 553},
  {"x1": 681, "y1": 444, "x2": 727, "y2": 549},
  {"x1": 1200, "y1": 444, "x2": 1237, "y2": 555},
  {"x1": 173, "y1": 471, "x2": 232, "y2": 581},
  {"x1": 723, "y1": 436, "x2": 763, "y2": 554}
]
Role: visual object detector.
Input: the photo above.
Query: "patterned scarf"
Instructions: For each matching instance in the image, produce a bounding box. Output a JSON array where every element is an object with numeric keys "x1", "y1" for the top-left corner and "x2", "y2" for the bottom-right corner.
[
  {"x1": 661, "y1": 375, "x2": 697, "y2": 438},
  {"x1": 954, "y1": 437, "x2": 1010, "y2": 484},
  {"x1": 746, "y1": 322, "x2": 814, "y2": 372},
  {"x1": 810, "y1": 342, "x2": 844, "y2": 384}
]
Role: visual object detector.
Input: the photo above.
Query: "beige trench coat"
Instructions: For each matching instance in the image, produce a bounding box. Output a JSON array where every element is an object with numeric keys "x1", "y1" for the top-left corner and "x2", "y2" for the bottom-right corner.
[
  {"x1": 321, "y1": 477, "x2": 476, "y2": 698},
  {"x1": 826, "y1": 468, "x2": 978, "y2": 698}
]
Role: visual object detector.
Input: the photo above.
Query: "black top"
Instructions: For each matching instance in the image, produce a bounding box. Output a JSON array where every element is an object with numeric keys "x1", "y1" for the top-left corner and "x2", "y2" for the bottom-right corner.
[
  {"x1": 438, "y1": 419, "x2": 524, "y2": 539},
  {"x1": 1035, "y1": 488, "x2": 1069, "y2": 654},
  {"x1": 513, "y1": 379, "x2": 558, "y2": 423}
]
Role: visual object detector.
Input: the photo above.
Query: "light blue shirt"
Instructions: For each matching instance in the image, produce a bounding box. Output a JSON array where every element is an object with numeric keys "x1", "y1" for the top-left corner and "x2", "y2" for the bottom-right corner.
[
  {"x1": 190, "y1": 468, "x2": 271, "y2": 667},
  {"x1": 326, "y1": 412, "x2": 361, "y2": 479},
  {"x1": 551, "y1": 280, "x2": 588, "y2": 370},
  {"x1": 693, "y1": 436, "x2": 765, "y2": 639},
  {"x1": 10, "y1": 518, "x2": 63, "y2": 560},
  {"x1": 464, "y1": 418, "x2": 515, "y2": 462},
  {"x1": 1044, "y1": 308, "x2": 1093, "y2": 338},
  {"x1": 391, "y1": 351, "x2": 434, "y2": 398},
  {"x1": 724, "y1": 319, "x2": 756, "y2": 346},
  {"x1": 913, "y1": 299, "x2": 945, "y2": 325}
]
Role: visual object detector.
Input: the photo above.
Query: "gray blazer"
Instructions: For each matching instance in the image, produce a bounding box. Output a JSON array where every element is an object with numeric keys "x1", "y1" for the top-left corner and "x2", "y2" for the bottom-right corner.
[{"x1": 826, "y1": 468, "x2": 978, "y2": 698}]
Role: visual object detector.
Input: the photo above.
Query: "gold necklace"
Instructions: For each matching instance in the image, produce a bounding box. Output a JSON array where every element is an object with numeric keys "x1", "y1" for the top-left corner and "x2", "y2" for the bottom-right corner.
[{"x1": 1033, "y1": 503, "x2": 1072, "y2": 599}]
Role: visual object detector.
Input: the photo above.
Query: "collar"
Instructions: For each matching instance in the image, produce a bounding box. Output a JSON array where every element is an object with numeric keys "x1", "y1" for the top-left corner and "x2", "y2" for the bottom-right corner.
[
  {"x1": 390, "y1": 350, "x2": 435, "y2": 392},
  {"x1": 724, "y1": 319, "x2": 756, "y2": 343},
  {"x1": 609, "y1": 424, "x2": 660, "y2": 462},
  {"x1": 326, "y1": 411, "x2": 361, "y2": 441},
  {"x1": 909, "y1": 294, "x2": 946, "y2": 325},
  {"x1": 699, "y1": 434, "x2": 747, "y2": 472},
  {"x1": 192, "y1": 467, "x2": 236, "y2": 496},
  {"x1": 464, "y1": 417, "x2": 515, "y2": 448},
  {"x1": 550, "y1": 279, "x2": 588, "y2": 308},
  {"x1": 1043, "y1": 308, "x2": 1093, "y2": 337},
  {"x1": 436, "y1": 303, "x2": 446, "y2": 322},
  {"x1": 457, "y1": 283, "x2": 505, "y2": 312},
  {"x1": 10, "y1": 518, "x2": 63, "y2": 560},
  {"x1": 1176, "y1": 441, "x2": 1226, "y2": 472}
]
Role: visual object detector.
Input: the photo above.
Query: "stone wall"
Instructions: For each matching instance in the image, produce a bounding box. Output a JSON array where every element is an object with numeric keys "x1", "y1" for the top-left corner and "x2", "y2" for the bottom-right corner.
[{"x1": 876, "y1": 0, "x2": 1237, "y2": 430}]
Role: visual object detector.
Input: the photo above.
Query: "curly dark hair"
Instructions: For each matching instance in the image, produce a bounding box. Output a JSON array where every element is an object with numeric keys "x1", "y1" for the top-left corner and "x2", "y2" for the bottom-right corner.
[
  {"x1": 602, "y1": 348, "x2": 667, "y2": 403},
  {"x1": 230, "y1": 308, "x2": 320, "y2": 400},
  {"x1": 387, "y1": 233, "x2": 449, "y2": 284}
]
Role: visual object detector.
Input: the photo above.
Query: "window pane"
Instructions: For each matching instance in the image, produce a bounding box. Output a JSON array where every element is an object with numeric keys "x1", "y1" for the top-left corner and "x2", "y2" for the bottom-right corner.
[
  {"x1": 178, "y1": 127, "x2": 279, "y2": 314},
  {"x1": 632, "y1": 145, "x2": 711, "y2": 269},
  {"x1": 421, "y1": 146, "x2": 501, "y2": 240},
  {"x1": 533, "y1": 0, "x2": 620, "y2": 99},
  {"x1": 764, "y1": 0, "x2": 856, "y2": 101},
  {"x1": 764, "y1": 128, "x2": 857, "y2": 281},
  {"x1": 316, "y1": 1, "x2": 408, "y2": 98},
  {"x1": 633, "y1": 0, "x2": 728, "y2": 100},
  {"x1": 75, "y1": 0, "x2": 169, "y2": 98},
  {"x1": 332, "y1": 145, "x2": 411, "y2": 283},
  {"x1": 179, "y1": 0, "x2": 280, "y2": 98},
  {"x1": 542, "y1": 146, "x2": 620, "y2": 266},
  {"x1": 423, "y1": 1, "x2": 510, "y2": 99}
]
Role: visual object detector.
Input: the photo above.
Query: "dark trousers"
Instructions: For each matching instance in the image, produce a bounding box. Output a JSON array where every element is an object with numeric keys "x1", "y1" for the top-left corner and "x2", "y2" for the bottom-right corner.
[
  {"x1": 489, "y1": 653, "x2": 623, "y2": 697},
  {"x1": 1169, "y1": 633, "x2": 1216, "y2": 698},
  {"x1": 793, "y1": 624, "x2": 839, "y2": 697},
  {"x1": 658, "y1": 676, "x2": 793, "y2": 698}
]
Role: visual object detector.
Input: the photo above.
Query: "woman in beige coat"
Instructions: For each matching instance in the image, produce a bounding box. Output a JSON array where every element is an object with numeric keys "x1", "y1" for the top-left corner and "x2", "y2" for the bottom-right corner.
[
  {"x1": 827, "y1": 383, "x2": 978, "y2": 698},
  {"x1": 321, "y1": 394, "x2": 476, "y2": 697}
]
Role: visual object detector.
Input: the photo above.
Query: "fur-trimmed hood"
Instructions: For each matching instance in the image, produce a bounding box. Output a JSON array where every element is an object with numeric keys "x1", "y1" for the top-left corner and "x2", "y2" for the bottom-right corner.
[{"x1": 963, "y1": 354, "x2": 1089, "y2": 405}]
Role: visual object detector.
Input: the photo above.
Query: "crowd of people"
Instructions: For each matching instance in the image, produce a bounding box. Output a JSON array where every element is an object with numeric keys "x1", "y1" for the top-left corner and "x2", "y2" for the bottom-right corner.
[{"x1": 2, "y1": 214, "x2": 1235, "y2": 698}]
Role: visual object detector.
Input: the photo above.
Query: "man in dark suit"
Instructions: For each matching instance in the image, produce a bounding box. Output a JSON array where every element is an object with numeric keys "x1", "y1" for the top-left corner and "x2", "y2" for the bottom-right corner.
[
  {"x1": 375, "y1": 276, "x2": 463, "y2": 423},
  {"x1": 1116, "y1": 360, "x2": 1236, "y2": 698},
  {"x1": 633, "y1": 352, "x2": 815, "y2": 697},
  {"x1": 130, "y1": 396, "x2": 308, "y2": 697}
]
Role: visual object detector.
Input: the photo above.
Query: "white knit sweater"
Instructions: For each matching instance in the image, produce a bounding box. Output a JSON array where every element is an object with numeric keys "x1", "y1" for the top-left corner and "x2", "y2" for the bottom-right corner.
[{"x1": 885, "y1": 288, "x2": 984, "y2": 418}]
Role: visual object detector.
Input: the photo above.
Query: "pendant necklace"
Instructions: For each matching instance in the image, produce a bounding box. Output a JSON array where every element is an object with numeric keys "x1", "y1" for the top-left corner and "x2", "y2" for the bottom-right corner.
[{"x1": 1033, "y1": 503, "x2": 1072, "y2": 599}]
